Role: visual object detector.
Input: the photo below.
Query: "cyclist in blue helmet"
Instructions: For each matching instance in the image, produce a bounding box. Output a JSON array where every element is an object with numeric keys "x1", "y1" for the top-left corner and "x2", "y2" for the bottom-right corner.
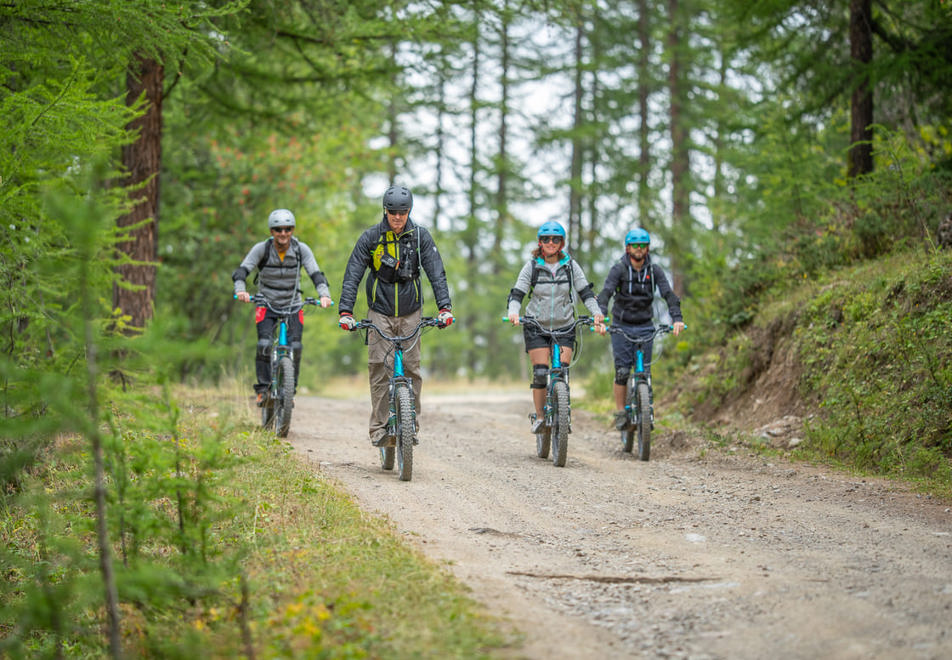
[
  {"x1": 507, "y1": 221, "x2": 605, "y2": 434},
  {"x1": 596, "y1": 228, "x2": 684, "y2": 430}
]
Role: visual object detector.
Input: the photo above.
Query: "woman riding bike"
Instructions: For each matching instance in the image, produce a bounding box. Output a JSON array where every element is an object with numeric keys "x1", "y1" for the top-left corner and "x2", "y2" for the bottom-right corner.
[{"x1": 507, "y1": 221, "x2": 605, "y2": 434}]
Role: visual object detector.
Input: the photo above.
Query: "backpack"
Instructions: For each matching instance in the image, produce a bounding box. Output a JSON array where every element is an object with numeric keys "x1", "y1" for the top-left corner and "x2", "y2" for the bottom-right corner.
[
  {"x1": 253, "y1": 237, "x2": 303, "y2": 285},
  {"x1": 528, "y1": 256, "x2": 576, "y2": 303}
]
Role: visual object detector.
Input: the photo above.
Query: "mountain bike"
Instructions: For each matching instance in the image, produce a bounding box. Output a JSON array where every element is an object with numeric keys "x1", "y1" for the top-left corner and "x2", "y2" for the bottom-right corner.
[
  {"x1": 606, "y1": 324, "x2": 681, "y2": 461},
  {"x1": 506, "y1": 316, "x2": 599, "y2": 467},
  {"x1": 350, "y1": 316, "x2": 446, "y2": 481},
  {"x1": 246, "y1": 294, "x2": 320, "y2": 438}
]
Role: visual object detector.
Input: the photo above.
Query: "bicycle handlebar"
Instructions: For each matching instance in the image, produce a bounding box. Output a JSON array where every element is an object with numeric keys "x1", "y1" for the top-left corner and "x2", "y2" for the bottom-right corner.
[
  {"x1": 606, "y1": 323, "x2": 686, "y2": 343},
  {"x1": 502, "y1": 315, "x2": 600, "y2": 337},
  {"x1": 241, "y1": 294, "x2": 328, "y2": 316},
  {"x1": 353, "y1": 317, "x2": 445, "y2": 343}
]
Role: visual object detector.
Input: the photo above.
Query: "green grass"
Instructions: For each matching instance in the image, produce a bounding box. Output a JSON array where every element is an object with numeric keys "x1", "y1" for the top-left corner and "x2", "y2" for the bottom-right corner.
[{"x1": 0, "y1": 384, "x2": 514, "y2": 658}]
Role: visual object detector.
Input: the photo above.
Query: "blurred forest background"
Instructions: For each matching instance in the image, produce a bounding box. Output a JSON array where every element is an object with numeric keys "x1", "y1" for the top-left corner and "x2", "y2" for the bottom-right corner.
[
  {"x1": 3, "y1": 1, "x2": 952, "y2": 656},
  {"x1": 3, "y1": 0, "x2": 951, "y2": 387}
]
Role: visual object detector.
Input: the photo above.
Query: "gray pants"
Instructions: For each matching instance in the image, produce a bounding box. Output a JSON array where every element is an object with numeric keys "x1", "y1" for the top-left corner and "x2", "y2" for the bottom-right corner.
[{"x1": 367, "y1": 308, "x2": 422, "y2": 442}]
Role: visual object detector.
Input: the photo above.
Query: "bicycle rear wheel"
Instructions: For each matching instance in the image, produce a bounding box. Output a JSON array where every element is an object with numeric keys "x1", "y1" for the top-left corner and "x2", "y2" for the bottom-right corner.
[
  {"x1": 261, "y1": 394, "x2": 275, "y2": 430},
  {"x1": 636, "y1": 381, "x2": 651, "y2": 461},
  {"x1": 621, "y1": 383, "x2": 635, "y2": 452},
  {"x1": 536, "y1": 425, "x2": 551, "y2": 459},
  {"x1": 274, "y1": 356, "x2": 295, "y2": 438},
  {"x1": 379, "y1": 446, "x2": 395, "y2": 470},
  {"x1": 395, "y1": 384, "x2": 415, "y2": 481},
  {"x1": 551, "y1": 381, "x2": 570, "y2": 467}
]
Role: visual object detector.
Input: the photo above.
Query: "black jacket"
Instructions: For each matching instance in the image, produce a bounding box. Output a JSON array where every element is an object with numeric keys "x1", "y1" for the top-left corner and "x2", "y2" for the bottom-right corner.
[
  {"x1": 596, "y1": 255, "x2": 682, "y2": 326},
  {"x1": 339, "y1": 217, "x2": 452, "y2": 317}
]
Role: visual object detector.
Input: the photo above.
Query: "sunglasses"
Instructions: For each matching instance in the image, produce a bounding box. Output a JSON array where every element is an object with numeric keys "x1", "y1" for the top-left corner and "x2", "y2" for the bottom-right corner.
[
  {"x1": 539, "y1": 236, "x2": 562, "y2": 244},
  {"x1": 627, "y1": 243, "x2": 648, "y2": 248},
  {"x1": 272, "y1": 226, "x2": 293, "y2": 233}
]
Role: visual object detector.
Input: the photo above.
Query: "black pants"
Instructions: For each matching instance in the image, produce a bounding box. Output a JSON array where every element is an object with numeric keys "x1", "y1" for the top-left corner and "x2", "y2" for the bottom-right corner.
[{"x1": 255, "y1": 308, "x2": 304, "y2": 394}]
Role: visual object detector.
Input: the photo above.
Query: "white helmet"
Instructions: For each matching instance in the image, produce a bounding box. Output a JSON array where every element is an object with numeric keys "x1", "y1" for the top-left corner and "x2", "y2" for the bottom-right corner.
[{"x1": 267, "y1": 209, "x2": 295, "y2": 229}]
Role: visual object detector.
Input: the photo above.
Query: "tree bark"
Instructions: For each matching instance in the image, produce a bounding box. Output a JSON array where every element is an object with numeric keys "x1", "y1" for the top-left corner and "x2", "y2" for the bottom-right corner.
[
  {"x1": 667, "y1": 0, "x2": 689, "y2": 295},
  {"x1": 848, "y1": 0, "x2": 874, "y2": 179},
  {"x1": 637, "y1": 0, "x2": 652, "y2": 227},
  {"x1": 115, "y1": 53, "x2": 163, "y2": 332}
]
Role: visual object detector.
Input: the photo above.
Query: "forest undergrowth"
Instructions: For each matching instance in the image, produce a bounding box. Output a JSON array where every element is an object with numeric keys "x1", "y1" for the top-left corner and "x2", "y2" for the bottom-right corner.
[
  {"x1": 0, "y1": 383, "x2": 509, "y2": 658},
  {"x1": 661, "y1": 245, "x2": 952, "y2": 499}
]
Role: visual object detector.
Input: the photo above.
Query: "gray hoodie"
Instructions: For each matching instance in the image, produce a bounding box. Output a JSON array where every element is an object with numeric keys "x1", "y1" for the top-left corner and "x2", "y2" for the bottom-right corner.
[{"x1": 507, "y1": 254, "x2": 601, "y2": 328}]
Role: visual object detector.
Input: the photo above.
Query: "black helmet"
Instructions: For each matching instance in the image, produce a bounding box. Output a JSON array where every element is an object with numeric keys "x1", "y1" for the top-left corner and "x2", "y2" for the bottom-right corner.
[{"x1": 383, "y1": 185, "x2": 413, "y2": 213}]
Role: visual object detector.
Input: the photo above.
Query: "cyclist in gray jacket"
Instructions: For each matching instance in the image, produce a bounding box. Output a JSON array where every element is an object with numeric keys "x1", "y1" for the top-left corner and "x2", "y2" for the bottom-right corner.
[
  {"x1": 233, "y1": 209, "x2": 333, "y2": 405},
  {"x1": 507, "y1": 221, "x2": 605, "y2": 433},
  {"x1": 338, "y1": 185, "x2": 454, "y2": 446}
]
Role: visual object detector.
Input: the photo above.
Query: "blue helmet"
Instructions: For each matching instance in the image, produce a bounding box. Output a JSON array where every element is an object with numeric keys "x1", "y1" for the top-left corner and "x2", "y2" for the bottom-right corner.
[
  {"x1": 538, "y1": 221, "x2": 566, "y2": 240},
  {"x1": 625, "y1": 228, "x2": 650, "y2": 246}
]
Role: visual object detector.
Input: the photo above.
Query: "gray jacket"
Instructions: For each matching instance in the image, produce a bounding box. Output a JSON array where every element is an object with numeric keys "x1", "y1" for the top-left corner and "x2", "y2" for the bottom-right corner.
[
  {"x1": 507, "y1": 254, "x2": 601, "y2": 328},
  {"x1": 232, "y1": 237, "x2": 331, "y2": 309}
]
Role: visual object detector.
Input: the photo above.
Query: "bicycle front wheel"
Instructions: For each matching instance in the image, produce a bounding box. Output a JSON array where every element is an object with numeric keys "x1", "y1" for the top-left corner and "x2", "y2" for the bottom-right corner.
[
  {"x1": 636, "y1": 381, "x2": 651, "y2": 461},
  {"x1": 551, "y1": 380, "x2": 570, "y2": 467},
  {"x1": 274, "y1": 356, "x2": 295, "y2": 438},
  {"x1": 395, "y1": 384, "x2": 415, "y2": 481}
]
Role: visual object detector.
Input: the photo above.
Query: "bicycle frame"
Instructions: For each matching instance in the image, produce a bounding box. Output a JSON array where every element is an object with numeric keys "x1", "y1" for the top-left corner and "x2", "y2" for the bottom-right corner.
[
  {"x1": 506, "y1": 315, "x2": 598, "y2": 466},
  {"x1": 352, "y1": 316, "x2": 444, "y2": 481},
  {"x1": 607, "y1": 323, "x2": 681, "y2": 459}
]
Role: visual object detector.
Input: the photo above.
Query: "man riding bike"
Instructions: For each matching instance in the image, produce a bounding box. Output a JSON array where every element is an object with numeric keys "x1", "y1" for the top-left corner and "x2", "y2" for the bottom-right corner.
[
  {"x1": 232, "y1": 209, "x2": 333, "y2": 405},
  {"x1": 596, "y1": 228, "x2": 684, "y2": 430},
  {"x1": 337, "y1": 185, "x2": 454, "y2": 446}
]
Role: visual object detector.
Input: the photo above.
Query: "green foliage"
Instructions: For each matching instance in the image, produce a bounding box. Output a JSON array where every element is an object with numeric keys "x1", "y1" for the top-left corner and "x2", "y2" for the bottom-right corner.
[{"x1": 795, "y1": 250, "x2": 952, "y2": 484}]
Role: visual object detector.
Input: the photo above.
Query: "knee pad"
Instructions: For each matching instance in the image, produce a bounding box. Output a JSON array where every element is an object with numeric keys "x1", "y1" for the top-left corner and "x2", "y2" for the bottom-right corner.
[
  {"x1": 257, "y1": 339, "x2": 272, "y2": 359},
  {"x1": 530, "y1": 364, "x2": 549, "y2": 389},
  {"x1": 614, "y1": 366, "x2": 630, "y2": 386},
  {"x1": 291, "y1": 340, "x2": 303, "y2": 356}
]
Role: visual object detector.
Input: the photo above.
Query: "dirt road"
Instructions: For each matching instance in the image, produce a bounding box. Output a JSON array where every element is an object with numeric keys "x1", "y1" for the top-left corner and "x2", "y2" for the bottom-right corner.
[{"x1": 290, "y1": 390, "x2": 952, "y2": 659}]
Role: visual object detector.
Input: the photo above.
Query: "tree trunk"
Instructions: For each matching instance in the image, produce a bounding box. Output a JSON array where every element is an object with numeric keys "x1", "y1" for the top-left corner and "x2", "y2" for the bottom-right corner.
[
  {"x1": 637, "y1": 0, "x2": 652, "y2": 228},
  {"x1": 115, "y1": 54, "x2": 163, "y2": 332},
  {"x1": 667, "y1": 0, "x2": 689, "y2": 296},
  {"x1": 848, "y1": 0, "x2": 874, "y2": 179},
  {"x1": 569, "y1": 19, "x2": 584, "y2": 257}
]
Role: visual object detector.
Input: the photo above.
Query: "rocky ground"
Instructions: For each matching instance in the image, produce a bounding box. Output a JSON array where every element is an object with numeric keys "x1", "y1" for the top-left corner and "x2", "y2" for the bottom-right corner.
[{"x1": 289, "y1": 389, "x2": 952, "y2": 659}]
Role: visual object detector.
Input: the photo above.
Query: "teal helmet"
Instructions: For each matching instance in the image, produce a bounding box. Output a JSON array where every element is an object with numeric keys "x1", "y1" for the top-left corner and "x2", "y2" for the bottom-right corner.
[
  {"x1": 625, "y1": 228, "x2": 650, "y2": 246},
  {"x1": 537, "y1": 221, "x2": 566, "y2": 240}
]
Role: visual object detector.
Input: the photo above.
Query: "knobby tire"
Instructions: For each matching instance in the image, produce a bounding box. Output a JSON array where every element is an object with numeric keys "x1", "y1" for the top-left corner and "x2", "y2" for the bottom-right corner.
[
  {"x1": 551, "y1": 380, "x2": 570, "y2": 467},
  {"x1": 274, "y1": 356, "x2": 295, "y2": 438},
  {"x1": 395, "y1": 384, "x2": 415, "y2": 481},
  {"x1": 636, "y1": 382, "x2": 651, "y2": 461}
]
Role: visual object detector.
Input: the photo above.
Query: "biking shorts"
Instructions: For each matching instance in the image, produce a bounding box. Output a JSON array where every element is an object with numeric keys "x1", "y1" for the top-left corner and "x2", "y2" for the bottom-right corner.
[{"x1": 523, "y1": 322, "x2": 575, "y2": 352}]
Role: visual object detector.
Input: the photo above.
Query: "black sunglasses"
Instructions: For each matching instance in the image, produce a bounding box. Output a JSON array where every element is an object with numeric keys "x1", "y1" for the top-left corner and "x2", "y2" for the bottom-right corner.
[
  {"x1": 272, "y1": 226, "x2": 293, "y2": 233},
  {"x1": 539, "y1": 236, "x2": 562, "y2": 244}
]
